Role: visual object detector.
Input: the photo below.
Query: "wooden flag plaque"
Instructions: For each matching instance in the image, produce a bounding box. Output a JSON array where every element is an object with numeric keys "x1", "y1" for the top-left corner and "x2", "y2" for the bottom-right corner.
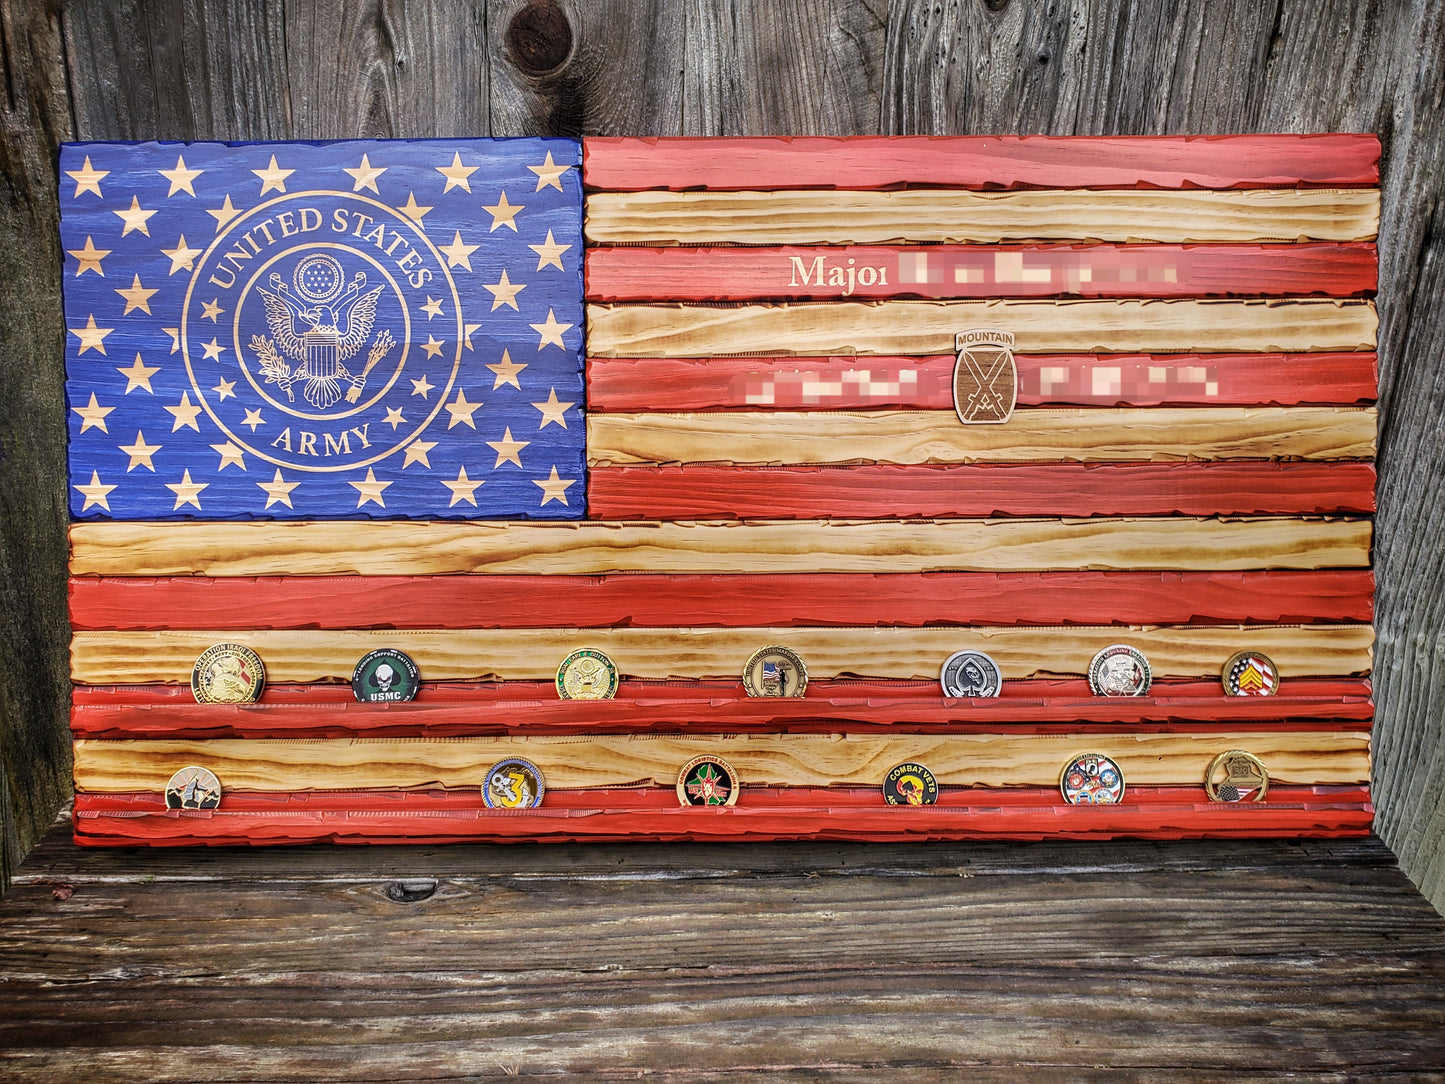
[{"x1": 64, "y1": 134, "x2": 1378, "y2": 845}]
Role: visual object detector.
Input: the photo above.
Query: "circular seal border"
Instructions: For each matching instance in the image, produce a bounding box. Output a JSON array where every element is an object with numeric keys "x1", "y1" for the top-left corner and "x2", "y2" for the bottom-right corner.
[
  {"x1": 1221, "y1": 650, "x2": 1280, "y2": 697},
  {"x1": 1087, "y1": 644, "x2": 1153, "y2": 697},
  {"x1": 939, "y1": 649, "x2": 1004, "y2": 698},
  {"x1": 556, "y1": 647, "x2": 620, "y2": 700},
  {"x1": 883, "y1": 761, "x2": 940, "y2": 806},
  {"x1": 1059, "y1": 752, "x2": 1126, "y2": 805},
  {"x1": 482, "y1": 757, "x2": 546, "y2": 809},
  {"x1": 165, "y1": 765, "x2": 223, "y2": 810},
  {"x1": 190, "y1": 642, "x2": 266, "y2": 704},
  {"x1": 676, "y1": 754, "x2": 741, "y2": 807},
  {"x1": 351, "y1": 648, "x2": 421, "y2": 703},
  {"x1": 741, "y1": 645, "x2": 809, "y2": 698},
  {"x1": 1204, "y1": 749, "x2": 1270, "y2": 803}
]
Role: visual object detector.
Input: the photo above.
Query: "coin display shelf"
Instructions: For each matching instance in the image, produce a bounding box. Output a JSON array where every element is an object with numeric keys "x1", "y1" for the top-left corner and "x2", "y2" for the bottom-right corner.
[{"x1": 65, "y1": 134, "x2": 1378, "y2": 846}]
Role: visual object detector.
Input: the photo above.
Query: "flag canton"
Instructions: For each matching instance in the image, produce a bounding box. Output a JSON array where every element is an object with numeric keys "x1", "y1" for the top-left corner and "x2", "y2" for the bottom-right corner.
[{"x1": 60, "y1": 138, "x2": 586, "y2": 520}]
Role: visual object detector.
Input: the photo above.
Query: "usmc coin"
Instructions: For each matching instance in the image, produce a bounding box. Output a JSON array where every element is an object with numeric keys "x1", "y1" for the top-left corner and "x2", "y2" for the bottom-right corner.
[
  {"x1": 165, "y1": 765, "x2": 222, "y2": 810},
  {"x1": 940, "y1": 650, "x2": 1003, "y2": 698},
  {"x1": 483, "y1": 758, "x2": 545, "y2": 809},
  {"x1": 556, "y1": 648, "x2": 619, "y2": 700},
  {"x1": 883, "y1": 762, "x2": 939, "y2": 806},
  {"x1": 677, "y1": 755, "x2": 741, "y2": 807},
  {"x1": 1088, "y1": 644, "x2": 1152, "y2": 697},
  {"x1": 352, "y1": 648, "x2": 420, "y2": 703},
  {"x1": 191, "y1": 643, "x2": 266, "y2": 704},
  {"x1": 1205, "y1": 749, "x2": 1270, "y2": 803},
  {"x1": 953, "y1": 328, "x2": 1017, "y2": 424},
  {"x1": 1222, "y1": 651, "x2": 1279, "y2": 697},
  {"x1": 1060, "y1": 753, "x2": 1125, "y2": 805},
  {"x1": 741, "y1": 645, "x2": 808, "y2": 697}
]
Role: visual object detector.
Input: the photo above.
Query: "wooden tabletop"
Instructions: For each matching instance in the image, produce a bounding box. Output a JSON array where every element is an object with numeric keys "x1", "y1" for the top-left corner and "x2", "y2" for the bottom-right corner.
[{"x1": 3, "y1": 813, "x2": 1443, "y2": 1080}]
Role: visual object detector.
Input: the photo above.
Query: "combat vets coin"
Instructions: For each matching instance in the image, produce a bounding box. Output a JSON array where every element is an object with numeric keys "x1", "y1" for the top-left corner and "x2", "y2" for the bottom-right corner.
[
  {"x1": 165, "y1": 766, "x2": 222, "y2": 810},
  {"x1": 483, "y1": 758, "x2": 545, "y2": 809},
  {"x1": 1060, "y1": 753, "x2": 1125, "y2": 805},
  {"x1": 352, "y1": 648, "x2": 420, "y2": 703},
  {"x1": 677, "y1": 755, "x2": 741, "y2": 807},
  {"x1": 883, "y1": 762, "x2": 939, "y2": 806},
  {"x1": 1222, "y1": 651, "x2": 1279, "y2": 697},
  {"x1": 1088, "y1": 644, "x2": 1152, "y2": 697},
  {"x1": 1205, "y1": 750, "x2": 1270, "y2": 803},
  {"x1": 741, "y1": 645, "x2": 808, "y2": 697},
  {"x1": 940, "y1": 650, "x2": 1003, "y2": 698},
  {"x1": 556, "y1": 648, "x2": 619, "y2": 700},
  {"x1": 190, "y1": 643, "x2": 265, "y2": 704}
]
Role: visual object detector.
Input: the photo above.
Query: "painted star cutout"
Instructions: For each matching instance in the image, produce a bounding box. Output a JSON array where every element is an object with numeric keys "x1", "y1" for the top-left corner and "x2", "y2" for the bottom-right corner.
[
  {"x1": 162, "y1": 328, "x2": 181, "y2": 353},
  {"x1": 445, "y1": 389, "x2": 482, "y2": 429},
  {"x1": 70, "y1": 315, "x2": 114, "y2": 355},
  {"x1": 463, "y1": 323, "x2": 481, "y2": 350},
  {"x1": 528, "y1": 151, "x2": 568, "y2": 192},
  {"x1": 350, "y1": 468, "x2": 392, "y2": 508},
  {"x1": 422, "y1": 335, "x2": 445, "y2": 359},
  {"x1": 119, "y1": 431, "x2": 161, "y2": 471},
  {"x1": 66, "y1": 156, "x2": 108, "y2": 198},
  {"x1": 345, "y1": 154, "x2": 387, "y2": 194},
  {"x1": 210, "y1": 441, "x2": 247, "y2": 470},
  {"x1": 68, "y1": 236, "x2": 111, "y2": 277},
  {"x1": 487, "y1": 427, "x2": 529, "y2": 468},
  {"x1": 410, "y1": 374, "x2": 435, "y2": 398},
  {"x1": 159, "y1": 155, "x2": 204, "y2": 197},
  {"x1": 252, "y1": 154, "x2": 295, "y2": 195},
  {"x1": 402, "y1": 439, "x2": 437, "y2": 469},
  {"x1": 442, "y1": 466, "x2": 484, "y2": 507},
  {"x1": 208, "y1": 194, "x2": 243, "y2": 230},
  {"x1": 483, "y1": 269, "x2": 526, "y2": 311},
  {"x1": 116, "y1": 274, "x2": 158, "y2": 315},
  {"x1": 114, "y1": 196, "x2": 158, "y2": 237},
  {"x1": 201, "y1": 298, "x2": 225, "y2": 321},
  {"x1": 421, "y1": 296, "x2": 444, "y2": 320},
  {"x1": 531, "y1": 387, "x2": 575, "y2": 429},
  {"x1": 383, "y1": 407, "x2": 405, "y2": 430},
  {"x1": 487, "y1": 349, "x2": 527, "y2": 390},
  {"x1": 201, "y1": 338, "x2": 226, "y2": 361},
  {"x1": 162, "y1": 235, "x2": 202, "y2": 275},
  {"x1": 241, "y1": 408, "x2": 264, "y2": 432},
  {"x1": 437, "y1": 152, "x2": 479, "y2": 193},
  {"x1": 74, "y1": 470, "x2": 116, "y2": 511},
  {"x1": 398, "y1": 192, "x2": 432, "y2": 225},
  {"x1": 258, "y1": 469, "x2": 299, "y2": 509},
  {"x1": 212, "y1": 378, "x2": 237, "y2": 401},
  {"x1": 530, "y1": 309, "x2": 572, "y2": 351},
  {"x1": 117, "y1": 354, "x2": 160, "y2": 393},
  {"x1": 483, "y1": 190, "x2": 523, "y2": 232},
  {"x1": 438, "y1": 231, "x2": 478, "y2": 271},
  {"x1": 164, "y1": 391, "x2": 202, "y2": 432},
  {"x1": 528, "y1": 229, "x2": 571, "y2": 272},
  {"x1": 166, "y1": 469, "x2": 208, "y2": 510},
  {"x1": 72, "y1": 393, "x2": 114, "y2": 434},
  {"x1": 533, "y1": 465, "x2": 575, "y2": 506}
]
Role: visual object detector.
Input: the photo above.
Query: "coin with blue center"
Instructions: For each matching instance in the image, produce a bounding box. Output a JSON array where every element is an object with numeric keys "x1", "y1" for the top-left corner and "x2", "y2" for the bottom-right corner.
[
  {"x1": 1060, "y1": 752, "x2": 1125, "y2": 805},
  {"x1": 165, "y1": 765, "x2": 222, "y2": 810},
  {"x1": 352, "y1": 648, "x2": 420, "y2": 703},
  {"x1": 483, "y1": 758, "x2": 545, "y2": 809}
]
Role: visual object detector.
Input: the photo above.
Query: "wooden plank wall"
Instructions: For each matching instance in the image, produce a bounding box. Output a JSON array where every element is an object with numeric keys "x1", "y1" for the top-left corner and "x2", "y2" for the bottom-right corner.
[{"x1": 1, "y1": 0, "x2": 1442, "y2": 905}]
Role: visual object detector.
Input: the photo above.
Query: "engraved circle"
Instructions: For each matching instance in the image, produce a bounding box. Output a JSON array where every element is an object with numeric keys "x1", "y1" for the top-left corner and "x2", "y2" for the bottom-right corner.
[{"x1": 293, "y1": 253, "x2": 345, "y2": 305}]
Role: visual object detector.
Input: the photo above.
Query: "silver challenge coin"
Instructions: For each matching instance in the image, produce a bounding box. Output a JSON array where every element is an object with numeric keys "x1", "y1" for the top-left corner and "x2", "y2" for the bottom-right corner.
[
  {"x1": 939, "y1": 650, "x2": 1003, "y2": 698},
  {"x1": 1088, "y1": 644, "x2": 1152, "y2": 697}
]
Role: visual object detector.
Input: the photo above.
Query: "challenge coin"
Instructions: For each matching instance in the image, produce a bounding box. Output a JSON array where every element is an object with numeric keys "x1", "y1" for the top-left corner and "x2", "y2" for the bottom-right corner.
[
  {"x1": 1088, "y1": 644, "x2": 1152, "y2": 697},
  {"x1": 883, "y1": 762, "x2": 939, "y2": 806},
  {"x1": 352, "y1": 648, "x2": 420, "y2": 703},
  {"x1": 940, "y1": 650, "x2": 1003, "y2": 698},
  {"x1": 1060, "y1": 753, "x2": 1125, "y2": 805},
  {"x1": 1205, "y1": 750, "x2": 1270, "y2": 803},
  {"x1": 741, "y1": 645, "x2": 808, "y2": 697},
  {"x1": 190, "y1": 643, "x2": 265, "y2": 704},
  {"x1": 556, "y1": 648, "x2": 619, "y2": 700},
  {"x1": 165, "y1": 766, "x2": 222, "y2": 810},
  {"x1": 676, "y1": 755, "x2": 741, "y2": 807},
  {"x1": 1222, "y1": 651, "x2": 1279, "y2": 697},
  {"x1": 483, "y1": 758, "x2": 545, "y2": 809}
]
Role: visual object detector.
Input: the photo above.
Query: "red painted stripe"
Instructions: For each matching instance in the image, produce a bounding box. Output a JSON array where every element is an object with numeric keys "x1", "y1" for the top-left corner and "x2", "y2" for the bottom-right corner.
[
  {"x1": 68, "y1": 570, "x2": 1375, "y2": 631},
  {"x1": 585, "y1": 244, "x2": 1378, "y2": 302},
  {"x1": 581, "y1": 135, "x2": 1382, "y2": 191},
  {"x1": 586, "y1": 462, "x2": 1377, "y2": 520},
  {"x1": 584, "y1": 353, "x2": 1379, "y2": 410}
]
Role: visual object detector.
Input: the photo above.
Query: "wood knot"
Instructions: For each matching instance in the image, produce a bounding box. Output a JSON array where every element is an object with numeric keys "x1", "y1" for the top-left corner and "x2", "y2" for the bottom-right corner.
[
  {"x1": 981, "y1": 0, "x2": 1011, "y2": 10},
  {"x1": 383, "y1": 878, "x2": 438, "y2": 903},
  {"x1": 507, "y1": 0, "x2": 574, "y2": 76}
]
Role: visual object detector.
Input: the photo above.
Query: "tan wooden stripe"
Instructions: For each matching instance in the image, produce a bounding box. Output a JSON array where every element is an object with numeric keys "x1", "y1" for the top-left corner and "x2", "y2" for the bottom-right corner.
[
  {"x1": 585, "y1": 299, "x2": 1378, "y2": 358},
  {"x1": 70, "y1": 624, "x2": 1374, "y2": 684},
  {"x1": 587, "y1": 406, "x2": 1377, "y2": 466},
  {"x1": 72, "y1": 731, "x2": 1372, "y2": 791},
  {"x1": 583, "y1": 188, "x2": 1382, "y2": 245}
]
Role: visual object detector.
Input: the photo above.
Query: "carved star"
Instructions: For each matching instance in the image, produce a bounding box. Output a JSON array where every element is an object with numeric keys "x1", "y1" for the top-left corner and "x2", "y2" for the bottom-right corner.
[
  {"x1": 528, "y1": 151, "x2": 568, "y2": 192},
  {"x1": 531, "y1": 387, "x2": 574, "y2": 429},
  {"x1": 533, "y1": 465, "x2": 575, "y2": 506},
  {"x1": 487, "y1": 426, "x2": 529, "y2": 468},
  {"x1": 162, "y1": 235, "x2": 202, "y2": 275},
  {"x1": 442, "y1": 466, "x2": 484, "y2": 507},
  {"x1": 166, "y1": 469, "x2": 208, "y2": 510},
  {"x1": 159, "y1": 154, "x2": 204, "y2": 197},
  {"x1": 463, "y1": 323, "x2": 481, "y2": 350},
  {"x1": 210, "y1": 441, "x2": 247, "y2": 470},
  {"x1": 410, "y1": 374, "x2": 434, "y2": 398},
  {"x1": 445, "y1": 389, "x2": 482, "y2": 429},
  {"x1": 252, "y1": 154, "x2": 294, "y2": 195},
  {"x1": 422, "y1": 335, "x2": 445, "y2": 359},
  {"x1": 421, "y1": 296, "x2": 444, "y2": 320},
  {"x1": 398, "y1": 192, "x2": 432, "y2": 225},
  {"x1": 349, "y1": 467, "x2": 391, "y2": 508},
  {"x1": 241, "y1": 408, "x2": 265, "y2": 432},
  {"x1": 70, "y1": 315, "x2": 114, "y2": 355},
  {"x1": 212, "y1": 377, "x2": 237, "y2": 401},
  {"x1": 68, "y1": 236, "x2": 111, "y2": 277},
  {"x1": 164, "y1": 390, "x2": 202, "y2": 432},
  {"x1": 66, "y1": 156, "x2": 108, "y2": 198},
  {"x1": 438, "y1": 230, "x2": 478, "y2": 271},
  {"x1": 117, "y1": 354, "x2": 160, "y2": 393},
  {"x1": 528, "y1": 229, "x2": 571, "y2": 272},
  {"x1": 208, "y1": 194, "x2": 243, "y2": 230},
  {"x1": 483, "y1": 269, "x2": 526, "y2": 311},
  {"x1": 114, "y1": 196, "x2": 157, "y2": 237},
  {"x1": 116, "y1": 274, "x2": 158, "y2": 315},
  {"x1": 72, "y1": 392, "x2": 114, "y2": 434},
  {"x1": 483, "y1": 190, "x2": 523, "y2": 232},
  {"x1": 402, "y1": 439, "x2": 437, "y2": 469},
  {"x1": 487, "y1": 349, "x2": 527, "y2": 390},
  {"x1": 258, "y1": 469, "x2": 298, "y2": 509},
  {"x1": 344, "y1": 154, "x2": 387, "y2": 194},
  {"x1": 74, "y1": 470, "x2": 116, "y2": 511},
  {"x1": 384, "y1": 407, "x2": 405, "y2": 430},
  {"x1": 530, "y1": 309, "x2": 572, "y2": 351},
  {"x1": 162, "y1": 327, "x2": 181, "y2": 352},
  {"x1": 119, "y1": 430, "x2": 161, "y2": 471},
  {"x1": 437, "y1": 152, "x2": 478, "y2": 193},
  {"x1": 201, "y1": 337, "x2": 226, "y2": 361},
  {"x1": 201, "y1": 298, "x2": 225, "y2": 322}
]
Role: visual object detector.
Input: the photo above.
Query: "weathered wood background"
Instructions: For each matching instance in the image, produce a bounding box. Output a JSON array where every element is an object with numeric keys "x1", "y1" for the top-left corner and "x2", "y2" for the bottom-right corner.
[{"x1": 0, "y1": 0, "x2": 1442, "y2": 911}]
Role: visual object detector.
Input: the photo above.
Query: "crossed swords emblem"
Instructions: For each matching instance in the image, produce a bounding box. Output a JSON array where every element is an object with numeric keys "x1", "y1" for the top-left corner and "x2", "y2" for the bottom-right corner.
[{"x1": 952, "y1": 330, "x2": 1017, "y2": 424}]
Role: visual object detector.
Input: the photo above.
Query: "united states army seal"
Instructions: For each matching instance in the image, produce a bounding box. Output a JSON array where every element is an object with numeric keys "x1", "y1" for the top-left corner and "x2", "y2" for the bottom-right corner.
[
  {"x1": 883, "y1": 762, "x2": 939, "y2": 806},
  {"x1": 556, "y1": 648, "x2": 619, "y2": 700},
  {"x1": 165, "y1": 765, "x2": 223, "y2": 810},
  {"x1": 677, "y1": 755, "x2": 740, "y2": 807},
  {"x1": 741, "y1": 645, "x2": 808, "y2": 697},
  {"x1": 352, "y1": 648, "x2": 420, "y2": 703},
  {"x1": 190, "y1": 643, "x2": 266, "y2": 704},
  {"x1": 483, "y1": 758, "x2": 545, "y2": 809}
]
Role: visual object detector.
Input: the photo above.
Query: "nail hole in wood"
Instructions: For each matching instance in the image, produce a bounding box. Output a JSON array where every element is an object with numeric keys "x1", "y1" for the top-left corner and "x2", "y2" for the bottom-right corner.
[
  {"x1": 507, "y1": 0, "x2": 574, "y2": 76},
  {"x1": 384, "y1": 879, "x2": 438, "y2": 903}
]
